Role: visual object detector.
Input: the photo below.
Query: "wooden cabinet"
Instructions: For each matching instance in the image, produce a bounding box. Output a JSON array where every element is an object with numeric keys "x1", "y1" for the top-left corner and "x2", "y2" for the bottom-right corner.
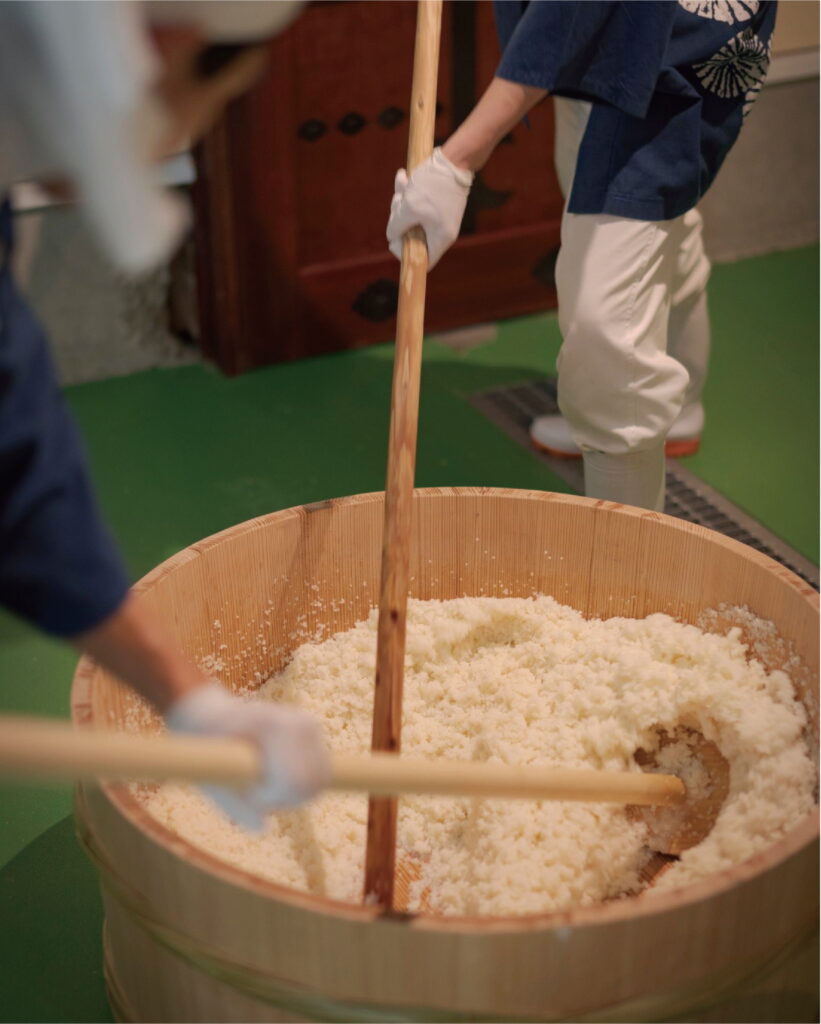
[{"x1": 193, "y1": 0, "x2": 563, "y2": 374}]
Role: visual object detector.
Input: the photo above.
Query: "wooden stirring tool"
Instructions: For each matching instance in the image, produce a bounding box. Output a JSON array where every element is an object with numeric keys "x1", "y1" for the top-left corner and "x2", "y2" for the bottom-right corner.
[
  {"x1": 365, "y1": 0, "x2": 443, "y2": 911},
  {"x1": 0, "y1": 714, "x2": 723, "y2": 830},
  {"x1": 629, "y1": 725, "x2": 731, "y2": 856}
]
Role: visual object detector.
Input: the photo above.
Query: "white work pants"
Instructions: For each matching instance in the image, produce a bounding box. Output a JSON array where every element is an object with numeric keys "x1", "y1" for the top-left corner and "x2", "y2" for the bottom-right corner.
[{"x1": 552, "y1": 98, "x2": 711, "y2": 511}]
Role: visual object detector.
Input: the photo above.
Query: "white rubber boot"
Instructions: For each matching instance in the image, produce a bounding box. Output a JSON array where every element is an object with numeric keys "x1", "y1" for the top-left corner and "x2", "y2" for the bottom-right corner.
[
  {"x1": 583, "y1": 446, "x2": 666, "y2": 512},
  {"x1": 530, "y1": 403, "x2": 704, "y2": 460}
]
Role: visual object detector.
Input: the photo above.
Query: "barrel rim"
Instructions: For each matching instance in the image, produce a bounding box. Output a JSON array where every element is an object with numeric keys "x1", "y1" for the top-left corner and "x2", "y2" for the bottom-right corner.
[
  {"x1": 126, "y1": 487, "x2": 821, "y2": 609},
  {"x1": 71, "y1": 487, "x2": 820, "y2": 933}
]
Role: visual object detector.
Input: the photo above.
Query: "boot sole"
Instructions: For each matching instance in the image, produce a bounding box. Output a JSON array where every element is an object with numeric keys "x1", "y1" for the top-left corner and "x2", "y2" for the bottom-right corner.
[{"x1": 531, "y1": 437, "x2": 701, "y2": 460}]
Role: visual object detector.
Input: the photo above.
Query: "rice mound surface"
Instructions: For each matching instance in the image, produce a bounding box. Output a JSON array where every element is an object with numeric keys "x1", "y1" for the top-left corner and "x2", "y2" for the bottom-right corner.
[{"x1": 144, "y1": 596, "x2": 816, "y2": 916}]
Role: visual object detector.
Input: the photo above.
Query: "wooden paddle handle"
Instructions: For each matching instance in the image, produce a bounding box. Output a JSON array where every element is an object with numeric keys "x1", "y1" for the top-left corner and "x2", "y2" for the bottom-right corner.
[
  {"x1": 0, "y1": 716, "x2": 686, "y2": 807},
  {"x1": 339, "y1": 754, "x2": 685, "y2": 806},
  {"x1": 0, "y1": 717, "x2": 259, "y2": 785},
  {"x1": 366, "y1": 0, "x2": 444, "y2": 910}
]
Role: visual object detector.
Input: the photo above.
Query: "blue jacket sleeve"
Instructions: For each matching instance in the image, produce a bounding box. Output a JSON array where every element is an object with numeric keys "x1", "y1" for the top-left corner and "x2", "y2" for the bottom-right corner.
[
  {"x1": 0, "y1": 240, "x2": 130, "y2": 637},
  {"x1": 494, "y1": 1, "x2": 677, "y2": 120}
]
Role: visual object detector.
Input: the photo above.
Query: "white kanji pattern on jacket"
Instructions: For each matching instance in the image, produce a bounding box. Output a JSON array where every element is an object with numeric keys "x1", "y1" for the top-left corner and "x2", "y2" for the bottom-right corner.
[
  {"x1": 678, "y1": 0, "x2": 760, "y2": 24},
  {"x1": 693, "y1": 26, "x2": 771, "y2": 116}
]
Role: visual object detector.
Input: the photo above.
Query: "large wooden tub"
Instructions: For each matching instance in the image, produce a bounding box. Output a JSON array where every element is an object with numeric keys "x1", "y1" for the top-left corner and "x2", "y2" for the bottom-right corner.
[{"x1": 71, "y1": 489, "x2": 819, "y2": 1023}]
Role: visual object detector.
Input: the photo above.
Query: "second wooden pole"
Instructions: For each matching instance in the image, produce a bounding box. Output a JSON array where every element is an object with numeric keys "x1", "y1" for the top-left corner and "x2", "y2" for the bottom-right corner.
[{"x1": 364, "y1": 0, "x2": 443, "y2": 910}]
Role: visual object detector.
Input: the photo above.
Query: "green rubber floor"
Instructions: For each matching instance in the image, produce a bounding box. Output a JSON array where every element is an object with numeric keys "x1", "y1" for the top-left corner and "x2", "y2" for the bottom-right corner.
[{"x1": 0, "y1": 244, "x2": 817, "y2": 1022}]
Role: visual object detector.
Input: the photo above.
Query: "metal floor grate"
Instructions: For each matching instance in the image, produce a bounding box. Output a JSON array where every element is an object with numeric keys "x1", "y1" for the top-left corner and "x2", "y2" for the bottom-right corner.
[{"x1": 471, "y1": 378, "x2": 819, "y2": 591}]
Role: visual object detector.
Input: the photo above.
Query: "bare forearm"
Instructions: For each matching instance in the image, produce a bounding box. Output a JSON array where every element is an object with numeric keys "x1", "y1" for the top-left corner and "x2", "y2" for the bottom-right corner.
[
  {"x1": 442, "y1": 77, "x2": 547, "y2": 172},
  {"x1": 73, "y1": 593, "x2": 208, "y2": 713}
]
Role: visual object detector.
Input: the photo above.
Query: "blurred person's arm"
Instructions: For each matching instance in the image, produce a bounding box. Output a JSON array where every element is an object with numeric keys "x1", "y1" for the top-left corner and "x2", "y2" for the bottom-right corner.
[{"x1": 73, "y1": 594, "x2": 207, "y2": 713}]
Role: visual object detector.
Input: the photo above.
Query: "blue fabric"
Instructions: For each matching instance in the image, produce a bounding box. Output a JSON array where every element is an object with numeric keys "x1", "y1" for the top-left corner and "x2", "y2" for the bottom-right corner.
[
  {"x1": 494, "y1": 0, "x2": 777, "y2": 221},
  {"x1": 0, "y1": 200, "x2": 130, "y2": 636}
]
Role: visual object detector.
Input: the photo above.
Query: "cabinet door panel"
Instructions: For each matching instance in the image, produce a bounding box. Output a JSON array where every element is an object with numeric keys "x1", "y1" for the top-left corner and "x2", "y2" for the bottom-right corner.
[{"x1": 193, "y1": 1, "x2": 562, "y2": 374}]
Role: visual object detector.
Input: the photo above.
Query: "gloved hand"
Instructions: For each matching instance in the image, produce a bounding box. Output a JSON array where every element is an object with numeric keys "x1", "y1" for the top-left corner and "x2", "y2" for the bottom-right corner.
[
  {"x1": 165, "y1": 681, "x2": 331, "y2": 830},
  {"x1": 386, "y1": 147, "x2": 474, "y2": 270}
]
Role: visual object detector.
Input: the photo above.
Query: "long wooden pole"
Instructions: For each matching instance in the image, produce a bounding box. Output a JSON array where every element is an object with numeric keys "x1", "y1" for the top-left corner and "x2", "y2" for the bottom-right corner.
[
  {"x1": 0, "y1": 716, "x2": 686, "y2": 807},
  {"x1": 364, "y1": 0, "x2": 443, "y2": 910}
]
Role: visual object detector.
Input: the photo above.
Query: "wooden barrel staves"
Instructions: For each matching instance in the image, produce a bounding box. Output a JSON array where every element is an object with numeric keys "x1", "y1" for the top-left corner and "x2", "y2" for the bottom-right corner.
[{"x1": 71, "y1": 489, "x2": 820, "y2": 1023}]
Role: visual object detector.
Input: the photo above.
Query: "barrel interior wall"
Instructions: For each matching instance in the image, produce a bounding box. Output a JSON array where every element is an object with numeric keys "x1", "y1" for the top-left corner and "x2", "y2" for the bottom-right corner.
[{"x1": 132, "y1": 504, "x2": 387, "y2": 695}]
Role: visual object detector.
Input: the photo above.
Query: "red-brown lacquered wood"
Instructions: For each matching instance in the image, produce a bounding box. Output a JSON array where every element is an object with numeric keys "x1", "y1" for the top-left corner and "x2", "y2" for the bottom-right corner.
[
  {"x1": 364, "y1": 0, "x2": 443, "y2": 911},
  {"x1": 191, "y1": 1, "x2": 564, "y2": 373},
  {"x1": 296, "y1": 222, "x2": 560, "y2": 357}
]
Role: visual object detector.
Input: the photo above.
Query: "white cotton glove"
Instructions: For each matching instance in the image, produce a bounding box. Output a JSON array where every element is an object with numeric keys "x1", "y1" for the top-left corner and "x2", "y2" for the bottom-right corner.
[
  {"x1": 386, "y1": 147, "x2": 474, "y2": 270},
  {"x1": 165, "y1": 682, "x2": 331, "y2": 830}
]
